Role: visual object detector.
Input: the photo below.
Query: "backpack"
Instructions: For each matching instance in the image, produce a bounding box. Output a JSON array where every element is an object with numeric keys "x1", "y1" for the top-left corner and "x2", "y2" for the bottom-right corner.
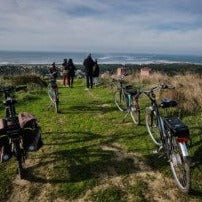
[{"x1": 0, "y1": 119, "x2": 6, "y2": 135}]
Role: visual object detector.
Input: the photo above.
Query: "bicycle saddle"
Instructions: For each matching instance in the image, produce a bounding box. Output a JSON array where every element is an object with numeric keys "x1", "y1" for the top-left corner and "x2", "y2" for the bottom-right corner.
[
  {"x1": 126, "y1": 88, "x2": 137, "y2": 96},
  {"x1": 123, "y1": 85, "x2": 137, "y2": 96},
  {"x1": 160, "y1": 99, "x2": 177, "y2": 108},
  {"x1": 123, "y1": 84, "x2": 133, "y2": 89}
]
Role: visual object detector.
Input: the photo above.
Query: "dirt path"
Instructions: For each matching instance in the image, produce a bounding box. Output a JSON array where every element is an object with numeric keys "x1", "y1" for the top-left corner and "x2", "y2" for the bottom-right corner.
[
  {"x1": 6, "y1": 143, "x2": 196, "y2": 202},
  {"x1": 78, "y1": 143, "x2": 187, "y2": 202}
]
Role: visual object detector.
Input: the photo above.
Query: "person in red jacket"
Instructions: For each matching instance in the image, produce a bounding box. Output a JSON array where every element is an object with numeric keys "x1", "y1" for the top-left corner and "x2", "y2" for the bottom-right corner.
[{"x1": 62, "y1": 59, "x2": 69, "y2": 87}]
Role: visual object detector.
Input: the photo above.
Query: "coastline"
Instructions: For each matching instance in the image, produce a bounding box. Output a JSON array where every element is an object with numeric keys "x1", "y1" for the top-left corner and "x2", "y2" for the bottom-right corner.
[{"x1": 1, "y1": 63, "x2": 202, "y2": 76}]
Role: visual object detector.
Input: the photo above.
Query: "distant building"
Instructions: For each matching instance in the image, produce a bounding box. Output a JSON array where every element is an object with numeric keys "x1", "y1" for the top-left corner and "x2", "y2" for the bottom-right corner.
[
  {"x1": 117, "y1": 67, "x2": 126, "y2": 76},
  {"x1": 101, "y1": 71, "x2": 110, "y2": 78},
  {"x1": 140, "y1": 67, "x2": 152, "y2": 76}
]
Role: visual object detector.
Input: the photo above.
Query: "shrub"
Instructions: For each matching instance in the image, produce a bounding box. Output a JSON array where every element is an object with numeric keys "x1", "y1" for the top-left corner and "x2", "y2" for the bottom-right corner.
[{"x1": 10, "y1": 74, "x2": 47, "y2": 87}]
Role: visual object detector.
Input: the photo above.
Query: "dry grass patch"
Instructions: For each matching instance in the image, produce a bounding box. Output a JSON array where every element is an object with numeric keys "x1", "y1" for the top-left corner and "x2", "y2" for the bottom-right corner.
[{"x1": 127, "y1": 72, "x2": 202, "y2": 113}]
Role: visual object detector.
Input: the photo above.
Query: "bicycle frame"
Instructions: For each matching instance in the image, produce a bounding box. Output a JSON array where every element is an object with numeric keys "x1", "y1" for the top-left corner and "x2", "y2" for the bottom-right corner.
[{"x1": 48, "y1": 84, "x2": 59, "y2": 103}]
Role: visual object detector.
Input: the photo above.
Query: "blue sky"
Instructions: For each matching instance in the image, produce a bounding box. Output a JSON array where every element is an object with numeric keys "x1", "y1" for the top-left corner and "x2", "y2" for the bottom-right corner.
[{"x1": 0, "y1": 0, "x2": 202, "y2": 54}]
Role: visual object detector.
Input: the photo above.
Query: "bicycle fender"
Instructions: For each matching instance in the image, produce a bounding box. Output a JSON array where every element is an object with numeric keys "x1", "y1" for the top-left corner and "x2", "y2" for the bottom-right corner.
[
  {"x1": 158, "y1": 117, "x2": 165, "y2": 133},
  {"x1": 179, "y1": 142, "x2": 189, "y2": 157}
]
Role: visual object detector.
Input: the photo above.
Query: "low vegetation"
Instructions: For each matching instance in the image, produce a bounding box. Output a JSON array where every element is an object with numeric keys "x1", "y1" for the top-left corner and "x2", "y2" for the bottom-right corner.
[
  {"x1": 126, "y1": 72, "x2": 202, "y2": 113},
  {"x1": 0, "y1": 78, "x2": 201, "y2": 201}
]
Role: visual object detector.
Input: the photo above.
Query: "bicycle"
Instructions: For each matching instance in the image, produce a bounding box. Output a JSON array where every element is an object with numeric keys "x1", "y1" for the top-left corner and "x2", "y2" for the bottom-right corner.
[
  {"x1": 144, "y1": 83, "x2": 191, "y2": 192},
  {"x1": 48, "y1": 75, "x2": 59, "y2": 113},
  {"x1": 114, "y1": 77, "x2": 141, "y2": 125},
  {"x1": 0, "y1": 86, "x2": 28, "y2": 179}
]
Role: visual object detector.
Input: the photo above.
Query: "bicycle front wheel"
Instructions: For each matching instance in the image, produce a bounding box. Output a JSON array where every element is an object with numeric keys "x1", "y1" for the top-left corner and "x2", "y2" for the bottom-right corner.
[
  {"x1": 170, "y1": 138, "x2": 191, "y2": 193},
  {"x1": 145, "y1": 107, "x2": 161, "y2": 146},
  {"x1": 114, "y1": 90, "x2": 127, "y2": 111},
  {"x1": 130, "y1": 103, "x2": 140, "y2": 125},
  {"x1": 55, "y1": 100, "x2": 59, "y2": 113}
]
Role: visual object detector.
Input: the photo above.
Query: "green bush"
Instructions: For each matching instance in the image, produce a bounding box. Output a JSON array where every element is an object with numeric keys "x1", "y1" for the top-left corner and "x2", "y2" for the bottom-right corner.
[{"x1": 10, "y1": 75, "x2": 47, "y2": 87}]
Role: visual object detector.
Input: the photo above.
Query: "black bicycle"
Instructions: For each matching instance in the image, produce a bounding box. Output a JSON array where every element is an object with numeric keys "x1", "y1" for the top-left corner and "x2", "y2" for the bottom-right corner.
[
  {"x1": 114, "y1": 77, "x2": 141, "y2": 125},
  {"x1": 0, "y1": 86, "x2": 42, "y2": 179},
  {"x1": 144, "y1": 83, "x2": 191, "y2": 192}
]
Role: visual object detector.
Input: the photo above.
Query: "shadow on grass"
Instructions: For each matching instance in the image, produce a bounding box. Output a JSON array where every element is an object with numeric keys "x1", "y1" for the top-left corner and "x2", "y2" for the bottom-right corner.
[
  {"x1": 43, "y1": 131, "x2": 103, "y2": 146},
  {"x1": 23, "y1": 131, "x2": 150, "y2": 185},
  {"x1": 62, "y1": 105, "x2": 117, "y2": 114},
  {"x1": 145, "y1": 144, "x2": 202, "y2": 197},
  {"x1": 42, "y1": 130, "x2": 148, "y2": 148},
  {"x1": 24, "y1": 145, "x2": 148, "y2": 184}
]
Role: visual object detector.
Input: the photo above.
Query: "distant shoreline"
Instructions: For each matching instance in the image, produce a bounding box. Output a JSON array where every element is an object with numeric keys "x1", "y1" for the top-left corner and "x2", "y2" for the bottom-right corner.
[
  {"x1": 1, "y1": 62, "x2": 202, "y2": 66},
  {"x1": 1, "y1": 51, "x2": 202, "y2": 65}
]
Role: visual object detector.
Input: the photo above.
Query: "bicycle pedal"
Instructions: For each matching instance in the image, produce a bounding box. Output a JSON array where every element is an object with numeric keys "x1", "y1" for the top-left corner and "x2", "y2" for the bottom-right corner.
[
  {"x1": 158, "y1": 145, "x2": 163, "y2": 152},
  {"x1": 152, "y1": 149, "x2": 158, "y2": 154},
  {"x1": 158, "y1": 153, "x2": 166, "y2": 159}
]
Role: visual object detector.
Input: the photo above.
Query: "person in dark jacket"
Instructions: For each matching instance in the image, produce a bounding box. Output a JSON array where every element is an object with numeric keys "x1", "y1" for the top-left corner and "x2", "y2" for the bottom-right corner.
[
  {"x1": 92, "y1": 59, "x2": 100, "y2": 86},
  {"x1": 62, "y1": 59, "x2": 69, "y2": 87},
  {"x1": 83, "y1": 54, "x2": 95, "y2": 89},
  {"x1": 67, "y1": 58, "x2": 76, "y2": 88}
]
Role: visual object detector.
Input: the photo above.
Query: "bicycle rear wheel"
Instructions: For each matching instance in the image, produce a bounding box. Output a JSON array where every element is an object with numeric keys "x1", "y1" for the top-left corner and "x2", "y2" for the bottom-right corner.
[
  {"x1": 114, "y1": 90, "x2": 127, "y2": 111},
  {"x1": 130, "y1": 102, "x2": 140, "y2": 125},
  {"x1": 145, "y1": 107, "x2": 161, "y2": 146},
  {"x1": 170, "y1": 138, "x2": 191, "y2": 193},
  {"x1": 14, "y1": 142, "x2": 24, "y2": 179}
]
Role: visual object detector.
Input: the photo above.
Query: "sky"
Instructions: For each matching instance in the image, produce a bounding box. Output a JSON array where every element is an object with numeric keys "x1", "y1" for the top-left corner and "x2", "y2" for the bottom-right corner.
[{"x1": 0, "y1": 0, "x2": 202, "y2": 55}]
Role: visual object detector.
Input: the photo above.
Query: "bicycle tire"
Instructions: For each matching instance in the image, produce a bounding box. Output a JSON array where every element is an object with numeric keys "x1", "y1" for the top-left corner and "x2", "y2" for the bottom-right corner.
[
  {"x1": 55, "y1": 100, "x2": 59, "y2": 113},
  {"x1": 130, "y1": 104, "x2": 140, "y2": 125},
  {"x1": 170, "y1": 138, "x2": 191, "y2": 193},
  {"x1": 114, "y1": 90, "x2": 127, "y2": 111},
  {"x1": 15, "y1": 142, "x2": 24, "y2": 179},
  {"x1": 145, "y1": 107, "x2": 161, "y2": 146}
]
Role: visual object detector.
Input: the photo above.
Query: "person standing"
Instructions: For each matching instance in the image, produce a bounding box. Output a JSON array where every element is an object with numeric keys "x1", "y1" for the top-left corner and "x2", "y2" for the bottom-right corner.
[
  {"x1": 83, "y1": 54, "x2": 95, "y2": 89},
  {"x1": 92, "y1": 59, "x2": 100, "y2": 86},
  {"x1": 62, "y1": 59, "x2": 69, "y2": 87},
  {"x1": 67, "y1": 58, "x2": 76, "y2": 88}
]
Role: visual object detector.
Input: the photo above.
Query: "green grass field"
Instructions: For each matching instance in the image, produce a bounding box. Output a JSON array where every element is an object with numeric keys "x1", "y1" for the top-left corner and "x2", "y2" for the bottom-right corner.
[{"x1": 0, "y1": 79, "x2": 201, "y2": 202}]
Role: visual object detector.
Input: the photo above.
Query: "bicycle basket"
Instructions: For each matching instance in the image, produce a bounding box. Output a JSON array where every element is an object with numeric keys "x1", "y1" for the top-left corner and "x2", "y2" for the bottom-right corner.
[{"x1": 164, "y1": 117, "x2": 189, "y2": 137}]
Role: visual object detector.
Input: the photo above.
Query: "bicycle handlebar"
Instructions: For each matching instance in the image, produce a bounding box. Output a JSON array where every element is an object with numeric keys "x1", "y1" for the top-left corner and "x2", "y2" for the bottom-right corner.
[
  {"x1": 0, "y1": 85, "x2": 27, "y2": 93},
  {"x1": 141, "y1": 83, "x2": 174, "y2": 100},
  {"x1": 142, "y1": 83, "x2": 174, "y2": 93}
]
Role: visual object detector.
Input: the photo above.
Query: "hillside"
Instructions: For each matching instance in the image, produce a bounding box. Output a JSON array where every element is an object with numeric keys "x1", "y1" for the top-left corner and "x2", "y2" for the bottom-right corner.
[{"x1": 0, "y1": 79, "x2": 201, "y2": 202}]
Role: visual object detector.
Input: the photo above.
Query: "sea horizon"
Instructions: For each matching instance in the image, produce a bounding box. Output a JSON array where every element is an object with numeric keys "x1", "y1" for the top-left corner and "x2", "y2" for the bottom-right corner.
[{"x1": 0, "y1": 50, "x2": 202, "y2": 65}]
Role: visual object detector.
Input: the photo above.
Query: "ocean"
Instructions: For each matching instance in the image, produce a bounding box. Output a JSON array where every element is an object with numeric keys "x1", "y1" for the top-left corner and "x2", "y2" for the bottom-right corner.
[{"x1": 0, "y1": 51, "x2": 202, "y2": 65}]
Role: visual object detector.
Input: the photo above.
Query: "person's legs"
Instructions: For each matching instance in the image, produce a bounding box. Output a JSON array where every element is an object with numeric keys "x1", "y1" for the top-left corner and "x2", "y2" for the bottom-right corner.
[
  {"x1": 89, "y1": 75, "x2": 93, "y2": 88},
  {"x1": 86, "y1": 75, "x2": 90, "y2": 88},
  {"x1": 70, "y1": 76, "x2": 74, "y2": 88},
  {"x1": 67, "y1": 74, "x2": 70, "y2": 87},
  {"x1": 94, "y1": 77, "x2": 98, "y2": 86},
  {"x1": 63, "y1": 75, "x2": 66, "y2": 86}
]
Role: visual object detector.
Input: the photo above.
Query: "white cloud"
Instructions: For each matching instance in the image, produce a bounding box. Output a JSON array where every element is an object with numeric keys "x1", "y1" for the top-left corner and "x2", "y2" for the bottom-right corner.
[{"x1": 0, "y1": 0, "x2": 202, "y2": 54}]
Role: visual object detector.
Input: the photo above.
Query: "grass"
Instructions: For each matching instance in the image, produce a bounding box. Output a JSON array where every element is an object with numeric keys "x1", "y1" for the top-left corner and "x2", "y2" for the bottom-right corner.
[
  {"x1": 90, "y1": 186, "x2": 126, "y2": 202},
  {"x1": 0, "y1": 79, "x2": 201, "y2": 201},
  {"x1": 128, "y1": 178, "x2": 148, "y2": 202}
]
